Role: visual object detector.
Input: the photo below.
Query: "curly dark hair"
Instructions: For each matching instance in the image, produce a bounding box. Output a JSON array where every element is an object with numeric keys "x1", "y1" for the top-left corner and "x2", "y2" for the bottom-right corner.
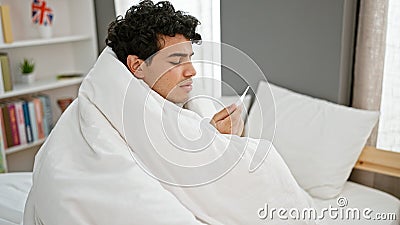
[{"x1": 106, "y1": 0, "x2": 201, "y2": 66}]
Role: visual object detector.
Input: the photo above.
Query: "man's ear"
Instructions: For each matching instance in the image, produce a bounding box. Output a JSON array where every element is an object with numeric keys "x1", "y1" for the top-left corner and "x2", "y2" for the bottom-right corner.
[{"x1": 127, "y1": 55, "x2": 145, "y2": 79}]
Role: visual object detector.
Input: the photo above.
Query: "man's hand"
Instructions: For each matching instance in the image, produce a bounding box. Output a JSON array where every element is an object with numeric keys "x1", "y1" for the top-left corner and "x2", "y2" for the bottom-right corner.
[{"x1": 210, "y1": 104, "x2": 244, "y2": 136}]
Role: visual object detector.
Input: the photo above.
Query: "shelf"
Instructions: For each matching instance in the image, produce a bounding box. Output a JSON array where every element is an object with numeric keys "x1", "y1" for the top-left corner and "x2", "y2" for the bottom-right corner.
[
  {"x1": 0, "y1": 77, "x2": 84, "y2": 99},
  {"x1": 354, "y1": 146, "x2": 400, "y2": 178},
  {"x1": 0, "y1": 35, "x2": 91, "y2": 49},
  {"x1": 5, "y1": 138, "x2": 46, "y2": 155}
]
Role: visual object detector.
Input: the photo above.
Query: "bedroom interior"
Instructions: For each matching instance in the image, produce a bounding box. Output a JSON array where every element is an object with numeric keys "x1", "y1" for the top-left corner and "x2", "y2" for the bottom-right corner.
[{"x1": 0, "y1": 0, "x2": 399, "y2": 224}]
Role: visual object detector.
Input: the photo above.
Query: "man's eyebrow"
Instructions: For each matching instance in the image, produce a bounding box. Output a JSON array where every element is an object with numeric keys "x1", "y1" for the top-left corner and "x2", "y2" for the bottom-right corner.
[{"x1": 167, "y1": 52, "x2": 195, "y2": 57}]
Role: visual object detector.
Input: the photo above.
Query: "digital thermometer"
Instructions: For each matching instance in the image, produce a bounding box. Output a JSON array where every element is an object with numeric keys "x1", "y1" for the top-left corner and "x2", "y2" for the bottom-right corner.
[{"x1": 235, "y1": 86, "x2": 250, "y2": 106}]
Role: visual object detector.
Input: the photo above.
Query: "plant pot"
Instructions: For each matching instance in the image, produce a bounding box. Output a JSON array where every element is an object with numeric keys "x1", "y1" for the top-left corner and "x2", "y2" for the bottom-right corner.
[{"x1": 20, "y1": 72, "x2": 36, "y2": 84}]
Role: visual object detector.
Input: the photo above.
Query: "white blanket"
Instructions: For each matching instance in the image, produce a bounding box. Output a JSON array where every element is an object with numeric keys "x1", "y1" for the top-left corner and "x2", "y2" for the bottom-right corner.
[{"x1": 23, "y1": 48, "x2": 315, "y2": 225}]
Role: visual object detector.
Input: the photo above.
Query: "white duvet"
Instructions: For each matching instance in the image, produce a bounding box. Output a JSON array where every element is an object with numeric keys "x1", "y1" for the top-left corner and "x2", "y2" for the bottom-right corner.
[{"x1": 23, "y1": 47, "x2": 315, "y2": 225}]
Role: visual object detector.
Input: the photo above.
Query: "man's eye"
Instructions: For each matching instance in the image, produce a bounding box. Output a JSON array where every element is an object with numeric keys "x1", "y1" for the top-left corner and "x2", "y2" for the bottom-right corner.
[{"x1": 169, "y1": 59, "x2": 182, "y2": 65}]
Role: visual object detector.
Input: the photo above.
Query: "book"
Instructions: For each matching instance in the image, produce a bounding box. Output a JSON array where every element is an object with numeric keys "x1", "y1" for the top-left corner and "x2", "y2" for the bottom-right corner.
[
  {"x1": 28, "y1": 100, "x2": 38, "y2": 141},
  {"x1": 56, "y1": 73, "x2": 83, "y2": 80},
  {"x1": 14, "y1": 101, "x2": 27, "y2": 145},
  {"x1": 7, "y1": 103, "x2": 20, "y2": 146},
  {"x1": 22, "y1": 101, "x2": 33, "y2": 143},
  {"x1": 2, "y1": 103, "x2": 14, "y2": 147},
  {"x1": 0, "y1": 8, "x2": 4, "y2": 44},
  {"x1": 37, "y1": 94, "x2": 52, "y2": 136},
  {"x1": 0, "y1": 5, "x2": 13, "y2": 43},
  {"x1": 0, "y1": 140, "x2": 6, "y2": 173},
  {"x1": 0, "y1": 106, "x2": 7, "y2": 148},
  {"x1": 0, "y1": 53, "x2": 12, "y2": 91},
  {"x1": 0, "y1": 103, "x2": 6, "y2": 173},
  {"x1": 32, "y1": 97, "x2": 45, "y2": 139},
  {"x1": 0, "y1": 62, "x2": 5, "y2": 94}
]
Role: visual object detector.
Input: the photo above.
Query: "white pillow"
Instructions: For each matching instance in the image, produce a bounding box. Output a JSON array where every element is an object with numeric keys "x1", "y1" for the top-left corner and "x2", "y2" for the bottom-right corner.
[{"x1": 246, "y1": 81, "x2": 379, "y2": 199}]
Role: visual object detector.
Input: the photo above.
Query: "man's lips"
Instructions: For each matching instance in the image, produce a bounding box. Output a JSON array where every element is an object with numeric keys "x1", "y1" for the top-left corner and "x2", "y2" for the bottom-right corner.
[
  {"x1": 179, "y1": 80, "x2": 193, "y2": 87},
  {"x1": 179, "y1": 80, "x2": 193, "y2": 92}
]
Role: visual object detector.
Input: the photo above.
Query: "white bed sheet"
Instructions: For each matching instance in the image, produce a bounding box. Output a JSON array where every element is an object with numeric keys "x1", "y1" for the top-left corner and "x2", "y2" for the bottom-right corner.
[
  {"x1": 0, "y1": 173, "x2": 398, "y2": 225},
  {"x1": 313, "y1": 181, "x2": 400, "y2": 225}
]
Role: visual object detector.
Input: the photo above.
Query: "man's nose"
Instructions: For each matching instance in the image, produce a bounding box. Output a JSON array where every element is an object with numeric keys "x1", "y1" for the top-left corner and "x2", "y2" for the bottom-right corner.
[{"x1": 183, "y1": 62, "x2": 196, "y2": 77}]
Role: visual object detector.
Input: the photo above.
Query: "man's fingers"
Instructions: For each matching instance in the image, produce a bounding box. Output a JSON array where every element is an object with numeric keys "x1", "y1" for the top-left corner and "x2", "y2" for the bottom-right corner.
[
  {"x1": 210, "y1": 104, "x2": 245, "y2": 135},
  {"x1": 212, "y1": 104, "x2": 236, "y2": 122}
]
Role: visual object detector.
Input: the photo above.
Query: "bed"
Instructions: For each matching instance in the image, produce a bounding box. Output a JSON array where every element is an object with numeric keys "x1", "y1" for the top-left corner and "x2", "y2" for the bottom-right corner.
[
  {"x1": 0, "y1": 173, "x2": 399, "y2": 225},
  {"x1": 313, "y1": 181, "x2": 400, "y2": 225},
  {"x1": 0, "y1": 173, "x2": 31, "y2": 225}
]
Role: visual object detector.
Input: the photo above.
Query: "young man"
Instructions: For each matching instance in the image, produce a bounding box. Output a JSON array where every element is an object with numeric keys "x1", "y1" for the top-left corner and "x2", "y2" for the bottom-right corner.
[
  {"x1": 24, "y1": 2, "x2": 315, "y2": 224},
  {"x1": 24, "y1": 2, "x2": 245, "y2": 224},
  {"x1": 106, "y1": 0, "x2": 243, "y2": 135}
]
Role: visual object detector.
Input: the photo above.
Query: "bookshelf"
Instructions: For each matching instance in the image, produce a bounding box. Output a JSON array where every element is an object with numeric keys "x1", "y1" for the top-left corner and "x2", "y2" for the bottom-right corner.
[
  {"x1": 5, "y1": 138, "x2": 45, "y2": 155},
  {"x1": 0, "y1": 77, "x2": 84, "y2": 99},
  {"x1": 0, "y1": 35, "x2": 91, "y2": 49},
  {"x1": 0, "y1": 0, "x2": 98, "y2": 172}
]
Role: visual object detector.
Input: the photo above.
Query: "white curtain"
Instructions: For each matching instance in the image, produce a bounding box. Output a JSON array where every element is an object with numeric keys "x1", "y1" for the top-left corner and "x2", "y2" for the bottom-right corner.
[
  {"x1": 114, "y1": 0, "x2": 221, "y2": 97},
  {"x1": 377, "y1": 0, "x2": 400, "y2": 152}
]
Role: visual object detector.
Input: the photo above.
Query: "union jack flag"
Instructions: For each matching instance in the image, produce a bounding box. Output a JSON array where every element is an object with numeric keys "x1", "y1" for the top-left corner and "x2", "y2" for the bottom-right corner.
[{"x1": 31, "y1": 0, "x2": 54, "y2": 26}]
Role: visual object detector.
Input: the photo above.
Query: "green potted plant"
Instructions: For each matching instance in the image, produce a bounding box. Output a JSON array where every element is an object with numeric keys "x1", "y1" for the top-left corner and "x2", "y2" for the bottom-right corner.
[{"x1": 19, "y1": 58, "x2": 36, "y2": 83}]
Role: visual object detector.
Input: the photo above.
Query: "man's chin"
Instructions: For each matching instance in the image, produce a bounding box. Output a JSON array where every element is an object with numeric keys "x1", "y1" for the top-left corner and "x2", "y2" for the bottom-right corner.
[{"x1": 166, "y1": 95, "x2": 189, "y2": 104}]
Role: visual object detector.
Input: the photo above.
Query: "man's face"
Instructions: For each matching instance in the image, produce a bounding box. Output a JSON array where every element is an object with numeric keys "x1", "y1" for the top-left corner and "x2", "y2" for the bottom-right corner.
[{"x1": 130, "y1": 34, "x2": 197, "y2": 103}]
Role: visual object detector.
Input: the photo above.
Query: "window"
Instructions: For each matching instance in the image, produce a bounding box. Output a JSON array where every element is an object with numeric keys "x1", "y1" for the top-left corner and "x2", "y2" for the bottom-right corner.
[
  {"x1": 377, "y1": 0, "x2": 400, "y2": 152},
  {"x1": 114, "y1": 0, "x2": 221, "y2": 97}
]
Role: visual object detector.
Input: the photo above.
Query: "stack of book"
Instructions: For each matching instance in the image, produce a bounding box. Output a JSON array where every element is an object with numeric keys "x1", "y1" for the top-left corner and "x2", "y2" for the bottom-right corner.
[{"x1": 0, "y1": 94, "x2": 52, "y2": 152}]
